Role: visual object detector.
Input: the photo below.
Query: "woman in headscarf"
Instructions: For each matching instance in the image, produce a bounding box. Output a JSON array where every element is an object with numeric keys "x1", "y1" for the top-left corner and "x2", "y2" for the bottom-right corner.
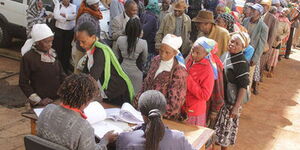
[
  {"x1": 216, "y1": 13, "x2": 235, "y2": 33},
  {"x1": 117, "y1": 90, "x2": 195, "y2": 150},
  {"x1": 267, "y1": 8, "x2": 291, "y2": 77},
  {"x1": 214, "y1": 32, "x2": 250, "y2": 150},
  {"x1": 134, "y1": 34, "x2": 188, "y2": 121},
  {"x1": 140, "y1": 0, "x2": 160, "y2": 76},
  {"x1": 73, "y1": 0, "x2": 103, "y2": 73},
  {"x1": 182, "y1": 37, "x2": 216, "y2": 127},
  {"x1": 19, "y1": 24, "x2": 66, "y2": 107},
  {"x1": 26, "y1": 0, "x2": 52, "y2": 37},
  {"x1": 76, "y1": 22, "x2": 134, "y2": 106}
]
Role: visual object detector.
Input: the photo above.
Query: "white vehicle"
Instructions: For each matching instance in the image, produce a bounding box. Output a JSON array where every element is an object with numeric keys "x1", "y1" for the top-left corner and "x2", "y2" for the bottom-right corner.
[{"x1": 0, "y1": 0, "x2": 109, "y2": 47}]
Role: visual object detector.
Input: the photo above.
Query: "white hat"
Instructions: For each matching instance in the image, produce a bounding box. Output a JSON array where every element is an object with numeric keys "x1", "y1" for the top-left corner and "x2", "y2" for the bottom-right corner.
[
  {"x1": 21, "y1": 24, "x2": 54, "y2": 56},
  {"x1": 272, "y1": 0, "x2": 280, "y2": 4},
  {"x1": 161, "y1": 34, "x2": 182, "y2": 53},
  {"x1": 86, "y1": 0, "x2": 99, "y2": 5}
]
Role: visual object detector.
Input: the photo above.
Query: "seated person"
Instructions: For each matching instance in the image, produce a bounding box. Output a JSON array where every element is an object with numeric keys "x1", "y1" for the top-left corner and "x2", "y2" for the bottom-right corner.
[
  {"x1": 117, "y1": 90, "x2": 196, "y2": 150},
  {"x1": 76, "y1": 22, "x2": 135, "y2": 106},
  {"x1": 19, "y1": 24, "x2": 66, "y2": 107},
  {"x1": 37, "y1": 73, "x2": 117, "y2": 150}
]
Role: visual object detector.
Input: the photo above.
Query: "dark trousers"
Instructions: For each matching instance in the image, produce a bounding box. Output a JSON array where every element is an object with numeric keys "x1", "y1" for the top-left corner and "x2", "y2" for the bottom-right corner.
[
  {"x1": 53, "y1": 28, "x2": 74, "y2": 73},
  {"x1": 285, "y1": 27, "x2": 295, "y2": 58}
]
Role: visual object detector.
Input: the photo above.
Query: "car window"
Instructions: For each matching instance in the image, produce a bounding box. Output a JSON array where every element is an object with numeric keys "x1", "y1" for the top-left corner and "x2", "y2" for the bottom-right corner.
[{"x1": 11, "y1": 0, "x2": 23, "y2": 3}]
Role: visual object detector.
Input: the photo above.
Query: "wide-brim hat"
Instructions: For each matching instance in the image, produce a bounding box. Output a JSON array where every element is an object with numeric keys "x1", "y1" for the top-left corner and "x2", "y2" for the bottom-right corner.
[
  {"x1": 192, "y1": 10, "x2": 215, "y2": 24},
  {"x1": 173, "y1": 0, "x2": 189, "y2": 10}
]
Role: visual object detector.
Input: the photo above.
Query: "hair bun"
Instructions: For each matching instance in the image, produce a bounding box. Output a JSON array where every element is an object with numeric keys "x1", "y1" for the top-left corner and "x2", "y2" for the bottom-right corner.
[{"x1": 148, "y1": 109, "x2": 161, "y2": 118}]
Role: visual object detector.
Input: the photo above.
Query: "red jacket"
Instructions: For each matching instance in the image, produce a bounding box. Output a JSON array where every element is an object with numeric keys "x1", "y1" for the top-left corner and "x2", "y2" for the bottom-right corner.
[{"x1": 183, "y1": 57, "x2": 215, "y2": 116}]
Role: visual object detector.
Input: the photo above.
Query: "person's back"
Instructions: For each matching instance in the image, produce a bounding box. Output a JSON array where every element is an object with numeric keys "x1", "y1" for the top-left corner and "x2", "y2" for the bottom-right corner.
[
  {"x1": 37, "y1": 104, "x2": 106, "y2": 150},
  {"x1": 116, "y1": 125, "x2": 194, "y2": 150}
]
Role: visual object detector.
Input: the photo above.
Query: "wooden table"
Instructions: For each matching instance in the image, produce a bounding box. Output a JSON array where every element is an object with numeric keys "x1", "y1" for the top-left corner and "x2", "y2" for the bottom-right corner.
[{"x1": 22, "y1": 103, "x2": 214, "y2": 150}]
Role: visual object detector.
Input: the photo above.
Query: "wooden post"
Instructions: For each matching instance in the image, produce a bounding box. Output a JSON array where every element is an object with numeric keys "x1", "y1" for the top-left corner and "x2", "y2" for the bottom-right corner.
[{"x1": 31, "y1": 119, "x2": 37, "y2": 135}]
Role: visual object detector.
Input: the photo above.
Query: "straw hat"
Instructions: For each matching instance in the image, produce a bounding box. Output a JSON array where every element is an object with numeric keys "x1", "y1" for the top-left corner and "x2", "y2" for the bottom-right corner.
[
  {"x1": 173, "y1": 0, "x2": 189, "y2": 10},
  {"x1": 192, "y1": 10, "x2": 215, "y2": 24},
  {"x1": 260, "y1": 0, "x2": 272, "y2": 6}
]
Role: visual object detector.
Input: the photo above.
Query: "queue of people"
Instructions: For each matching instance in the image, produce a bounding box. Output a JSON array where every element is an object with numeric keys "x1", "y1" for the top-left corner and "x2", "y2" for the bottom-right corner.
[{"x1": 19, "y1": 0, "x2": 300, "y2": 149}]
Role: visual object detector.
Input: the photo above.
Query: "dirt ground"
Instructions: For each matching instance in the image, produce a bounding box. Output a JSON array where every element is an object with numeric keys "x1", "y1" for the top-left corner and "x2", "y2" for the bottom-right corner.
[{"x1": 0, "y1": 48, "x2": 300, "y2": 150}]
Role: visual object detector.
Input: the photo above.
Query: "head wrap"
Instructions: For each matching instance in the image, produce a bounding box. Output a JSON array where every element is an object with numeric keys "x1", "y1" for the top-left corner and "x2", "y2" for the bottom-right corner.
[
  {"x1": 218, "y1": 13, "x2": 235, "y2": 32},
  {"x1": 161, "y1": 34, "x2": 186, "y2": 68},
  {"x1": 272, "y1": 0, "x2": 280, "y2": 4},
  {"x1": 21, "y1": 24, "x2": 54, "y2": 56},
  {"x1": 86, "y1": 0, "x2": 99, "y2": 5},
  {"x1": 193, "y1": 37, "x2": 218, "y2": 79},
  {"x1": 145, "y1": 0, "x2": 160, "y2": 15},
  {"x1": 231, "y1": 31, "x2": 251, "y2": 48},
  {"x1": 26, "y1": 0, "x2": 46, "y2": 36}
]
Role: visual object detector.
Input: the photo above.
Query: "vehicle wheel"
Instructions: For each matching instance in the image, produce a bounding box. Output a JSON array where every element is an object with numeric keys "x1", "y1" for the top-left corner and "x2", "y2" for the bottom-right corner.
[{"x1": 0, "y1": 21, "x2": 12, "y2": 48}]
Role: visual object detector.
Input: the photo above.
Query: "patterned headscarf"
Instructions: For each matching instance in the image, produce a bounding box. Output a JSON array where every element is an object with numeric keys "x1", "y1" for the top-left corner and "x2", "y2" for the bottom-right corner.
[
  {"x1": 193, "y1": 37, "x2": 218, "y2": 79},
  {"x1": 145, "y1": 0, "x2": 160, "y2": 15},
  {"x1": 26, "y1": 0, "x2": 46, "y2": 37},
  {"x1": 218, "y1": 13, "x2": 235, "y2": 33}
]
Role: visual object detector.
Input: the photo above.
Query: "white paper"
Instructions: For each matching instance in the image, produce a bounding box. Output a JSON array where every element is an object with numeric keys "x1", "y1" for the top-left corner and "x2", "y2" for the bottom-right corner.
[
  {"x1": 120, "y1": 103, "x2": 144, "y2": 124},
  {"x1": 84, "y1": 101, "x2": 107, "y2": 125},
  {"x1": 33, "y1": 108, "x2": 44, "y2": 117},
  {"x1": 92, "y1": 120, "x2": 128, "y2": 138},
  {"x1": 105, "y1": 108, "x2": 121, "y2": 121}
]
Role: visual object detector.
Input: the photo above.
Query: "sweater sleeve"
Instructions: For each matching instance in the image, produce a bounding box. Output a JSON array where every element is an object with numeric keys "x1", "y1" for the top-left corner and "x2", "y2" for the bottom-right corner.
[
  {"x1": 251, "y1": 23, "x2": 269, "y2": 64},
  {"x1": 89, "y1": 49, "x2": 105, "y2": 82},
  {"x1": 164, "y1": 66, "x2": 188, "y2": 120},
  {"x1": 111, "y1": 16, "x2": 124, "y2": 41},
  {"x1": 77, "y1": 126, "x2": 108, "y2": 150},
  {"x1": 187, "y1": 67, "x2": 214, "y2": 102},
  {"x1": 19, "y1": 56, "x2": 35, "y2": 98}
]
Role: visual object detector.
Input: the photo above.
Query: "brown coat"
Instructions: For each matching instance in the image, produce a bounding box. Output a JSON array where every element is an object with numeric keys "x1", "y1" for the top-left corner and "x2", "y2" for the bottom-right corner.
[
  {"x1": 155, "y1": 13, "x2": 192, "y2": 56},
  {"x1": 263, "y1": 12, "x2": 278, "y2": 52},
  {"x1": 198, "y1": 25, "x2": 230, "y2": 57}
]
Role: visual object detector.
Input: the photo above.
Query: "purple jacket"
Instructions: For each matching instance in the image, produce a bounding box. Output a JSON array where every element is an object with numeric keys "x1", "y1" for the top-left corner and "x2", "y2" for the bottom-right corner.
[{"x1": 116, "y1": 124, "x2": 196, "y2": 150}]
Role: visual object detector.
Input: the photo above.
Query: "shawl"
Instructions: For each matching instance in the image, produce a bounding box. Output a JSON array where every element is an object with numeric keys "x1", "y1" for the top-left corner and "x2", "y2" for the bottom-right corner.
[
  {"x1": 76, "y1": 1, "x2": 103, "y2": 21},
  {"x1": 26, "y1": 0, "x2": 46, "y2": 36}
]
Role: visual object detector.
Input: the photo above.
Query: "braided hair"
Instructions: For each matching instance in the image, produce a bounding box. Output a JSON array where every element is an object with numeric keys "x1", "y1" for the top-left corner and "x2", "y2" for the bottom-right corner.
[
  {"x1": 138, "y1": 90, "x2": 167, "y2": 150},
  {"x1": 57, "y1": 73, "x2": 99, "y2": 109}
]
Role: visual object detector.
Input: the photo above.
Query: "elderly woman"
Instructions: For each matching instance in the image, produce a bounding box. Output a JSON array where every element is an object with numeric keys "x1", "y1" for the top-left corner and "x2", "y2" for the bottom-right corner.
[
  {"x1": 117, "y1": 90, "x2": 195, "y2": 150},
  {"x1": 214, "y1": 32, "x2": 250, "y2": 149},
  {"x1": 134, "y1": 34, "x2": 188, "y2": 121},
  {"x1": 183, "y1": 37, "x2": 216, "y2": 126},
  {"x1": 26, "y1": 0, "x2": 52, "y2": 37},
  {"x1": 37, "y1": 73, "x2": 117, "y2": 150},
  {"x1": 19, "y1": 24, "x2": 66, "y2": 107},
  {"x1": 76, "y1": 22, "x2": 134, "y2": 106}
]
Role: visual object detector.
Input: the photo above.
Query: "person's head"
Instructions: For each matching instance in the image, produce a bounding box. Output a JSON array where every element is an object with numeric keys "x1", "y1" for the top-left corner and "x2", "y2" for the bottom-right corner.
[
  {"x1": 124, "y1": 0, "x2": 138, "y2": 18},
  {"x1": 125, "y1": 17, "x2": 142, "y2": 55},
  {"x1": 272, "y1": 0, "x2": 281, "y2": 8},
  {"x1": 138, "y1": 90, "x2": 167, "y2": 150},
  {"x1": 269, "y1": 6, "x2": 277, "y2": 14},
  {"x1": 58, "y1": 73, "x2": 99, "y2": 110},
  {"x1": 162, "y1": 0, "x2": 171, "y2": 11},
  {"x1": 37, "y1": 0, "x2": 43, "y2": 10},
  {"x1": 216, "y1": 13, "x2": 235, "y2": 32},
  {"x1": 243, "y1": 3, "x2": 254, "y2": 17},
  {"x1": 250, "y1": 4, "x2": 264, "y2": 19},
  {"x1": 173, "y1": 0, "x2": 188, "y2": 17},
  {"x1": 215, "y1": 3, "x2": 226, "y2": 15},
  {"x1": 159, "y1": 34, "x2": 182, "y2": 61},
  {"x1": 193, "y1": 10, "x2": 215, "y2": 34},
  {"x1": 228, "y1": 32, "x2": 250, "y2": 54},
  {"x1": 76, "y1": 22, "x2": 97, "y2": 50},
  {"x1": 25, "y1": 24, "x2": 54, "y2": 54},
  {"x1": 145, "y1": 0, "x2": 160, "y2": 15},
  {"x1": 260, "y1": 0, "x2": 272, "y2": 13},
  {"x1": 191, "y1": 37, "x2": 216, "y2": 62},
  {"x1": 62, "y1": 0, "x2": 70, "y2": 6},
  {"x1": 86, "y1": 0, "x2": 100, "y2": 10},
  {"x1": 280, "y1": 8, "x2": 290, "y2": 17}
]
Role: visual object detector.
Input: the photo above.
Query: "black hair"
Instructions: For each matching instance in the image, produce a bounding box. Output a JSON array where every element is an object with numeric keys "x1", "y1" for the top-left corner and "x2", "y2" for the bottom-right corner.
[
  {"x1": 124, "y1": 0, "x2": 137, "y2": 9},
  {"x1": 138, "y1": 90, "x2": 167, "y2": 150},
  {"x1": 77, "y1": 22, "x2": 97, "y2": 36},
  {"x1": 125, "y1": 17, "x2": 142, "y2": 55},
  {"x1": 57, "y1": 73, "x2": 99, "y2": 109}
]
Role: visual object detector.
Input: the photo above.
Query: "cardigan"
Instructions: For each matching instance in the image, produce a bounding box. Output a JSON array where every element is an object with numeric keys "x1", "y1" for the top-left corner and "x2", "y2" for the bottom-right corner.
[{"x1": 37, "y1": 104, "x2": 109, "y2": 150}]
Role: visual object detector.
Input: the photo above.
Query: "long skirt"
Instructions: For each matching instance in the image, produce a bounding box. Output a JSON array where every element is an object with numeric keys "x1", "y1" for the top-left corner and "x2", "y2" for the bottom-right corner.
[
  {"x1": 268, "y1": 47, "x2": 280, "y2": 68},
  {"x1": 186, "y1": 113, "x2": 206, "y2": 127},
  {"x1": 215, "y1": 105, "x2": 242, "y2": 147}
]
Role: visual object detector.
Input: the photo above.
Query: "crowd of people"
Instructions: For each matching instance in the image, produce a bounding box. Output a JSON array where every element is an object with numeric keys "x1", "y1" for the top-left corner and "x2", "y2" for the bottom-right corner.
[{"x1": 18, "y1": 0, "x2": 300, "y2": 149}]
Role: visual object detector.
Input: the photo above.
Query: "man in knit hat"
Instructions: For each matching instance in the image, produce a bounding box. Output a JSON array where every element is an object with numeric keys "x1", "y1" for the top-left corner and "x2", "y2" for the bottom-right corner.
[
  {"x1": 193, "y1": 10, "x2": 230, "y2": 57},
  {"x1": 155, "y1": 0, "x2": 192, "y2": 57},
  {"x1": 243, "y1": 3, "x2": 269, "y2": 95}
]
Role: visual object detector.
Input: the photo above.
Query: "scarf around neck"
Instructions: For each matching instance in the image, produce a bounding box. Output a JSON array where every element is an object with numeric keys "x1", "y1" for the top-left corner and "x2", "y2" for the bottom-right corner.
[
  {"x1": 33, "y1": 46, "x2": 56, "y2": 63},
  {"x1": 76, "y1": 1, "x2": 103, "y2": 21}
]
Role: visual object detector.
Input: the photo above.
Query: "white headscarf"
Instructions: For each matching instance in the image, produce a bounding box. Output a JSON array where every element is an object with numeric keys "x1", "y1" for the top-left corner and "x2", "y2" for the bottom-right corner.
[
  {"x1": 21, "y1": 24, "x2": 54, "y2": 56},
  {"x1": 161, "y1": 34, "x2": 185, "y2": 68}
]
